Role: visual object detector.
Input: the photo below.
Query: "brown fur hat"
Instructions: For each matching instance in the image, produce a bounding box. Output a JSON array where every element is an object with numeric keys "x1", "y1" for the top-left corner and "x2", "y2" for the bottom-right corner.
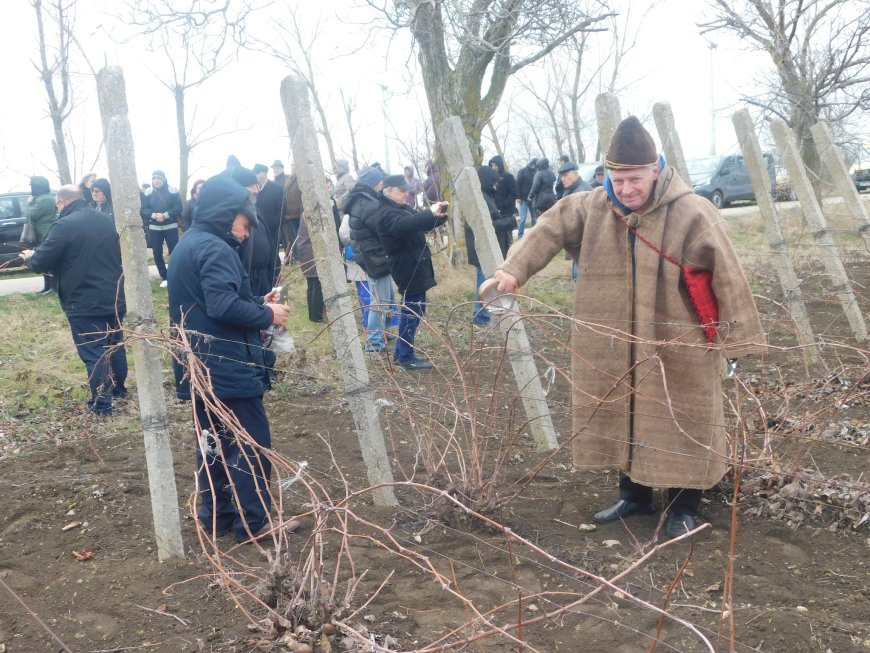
[{"x1": 604, "y1": 116, "x2": 657, "y2": 169}]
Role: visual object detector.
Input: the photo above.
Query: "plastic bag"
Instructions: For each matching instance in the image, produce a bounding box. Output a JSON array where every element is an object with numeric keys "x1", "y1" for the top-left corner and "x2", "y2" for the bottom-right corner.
[{"x1": 268, "y1": 326, "x2": 297, "y2": 354}]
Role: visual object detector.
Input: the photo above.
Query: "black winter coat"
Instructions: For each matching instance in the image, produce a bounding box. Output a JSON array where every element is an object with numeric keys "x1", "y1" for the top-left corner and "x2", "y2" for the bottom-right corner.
[
  {"x1": 373, "y1": 194, "x2": 446, "y2": 295},
  {"x1": 516, "y1": 164, "x2": 536, "y2": 199},
  {"x1": 488, "y1": 156, "x2": 519, "y2": 218},
  {"x1": 167, "y1": 176, "x2": 274, "y2": 401},
  {"x1": 140, "y1": 184, "x2": 182, "y2": 227},
  {"x1": 528, "y1": 168, "x2": 557, "y2": 212},
  {"x1": 466, "y1": 165, "x2": 514, "y2": 267},
  {"x1": 26, "y1": 199, "x2": 126, "y2": 318},
  {"x1": 255, "y1": 179, "x2": 285, "y2": 288},
  {"x1": 346, "y1": 183, "x2": 389, "y2": 279}
]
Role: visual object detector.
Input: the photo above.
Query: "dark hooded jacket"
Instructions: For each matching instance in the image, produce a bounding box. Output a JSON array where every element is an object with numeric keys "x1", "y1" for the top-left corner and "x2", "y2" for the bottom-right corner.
[
  {"x1": 346, "y1": 182, "x2": 389, "y2": 279},
  {"x1": 91, "y1": 178, "x2": 114, "y2": 223},
  {"x1": 466, "y1": 165, "x2": 514, "y2": 267},
  {"x1": 26, "y1": 198, "x2": 125, "y2": 318},
  {"x1": 26, "y1": 176, "x2": 56, "y2": 243},
  {"x1": 488, "y1": 155, "x2": 519, "y2": 219},
  {"x1": 528, "y1": 161, "x2": 557, "y2": 213},
  {"x1": 373, "y1": 193, "x2": 446, "y2": 295},
  {"x1": 516, "y1": 161, "x2": 536, "y2": 200},
  {"x1": 167, "y1": 175, "x2": 274, "y2": 401}
]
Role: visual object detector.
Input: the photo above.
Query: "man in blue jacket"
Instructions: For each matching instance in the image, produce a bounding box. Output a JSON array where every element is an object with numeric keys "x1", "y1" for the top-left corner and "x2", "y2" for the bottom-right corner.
[
  {"x1": 140, "y1": 170, "x2": 182, "y2": 288},
  {"x1": 167, "y1": 175, "x2": 290, "y2": 543},
  {"x1": 21, "y1": 185, "x2": 128, "y2": 416}
]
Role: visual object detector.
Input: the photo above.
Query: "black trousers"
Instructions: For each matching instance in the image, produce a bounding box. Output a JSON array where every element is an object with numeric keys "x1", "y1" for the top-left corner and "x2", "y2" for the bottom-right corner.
[
  {"x1": 306, "y1": 276, "x2": 324, "y2": 322},
  {"x1": 619, "y1": 472, "x2": 702, "y2": 513},
  {"x1": 194, "y1": 397, "x2": 272, "y2": 539},
  {"x1": 148, "y1": 227, "x2": 179, "y2": 279},
  {"x1": 68, "y1": 315, "x2": 128, "y2": 415}
]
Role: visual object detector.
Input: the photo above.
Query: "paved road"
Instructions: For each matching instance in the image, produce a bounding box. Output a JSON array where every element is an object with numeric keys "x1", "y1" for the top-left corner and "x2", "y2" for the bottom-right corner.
[{"x1": 0, "y1": 265, "x2": 160, "y2": 296}]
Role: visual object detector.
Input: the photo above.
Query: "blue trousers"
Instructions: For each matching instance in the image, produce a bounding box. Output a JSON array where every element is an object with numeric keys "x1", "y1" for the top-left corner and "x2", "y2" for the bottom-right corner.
[
  {"x1": 149, "y1": 227, "x2": 179, "y2": 279},
  {"x1": 394, "y1": 292, "x2": 426, "y2": 364},
  {"x1": 68, "y1": 315, "x2": 128, "y2": 415},
  {"x1": 366, "y1": 275, "x2": 397, "y2": 349},
  {"x1": 195, "y1": 397, "x2": 272, "y2": 539},
  {"x1": 517, "y1": 200, "x2": 535, "y2": 237},
  {"x1": 355, "y1": 279, "x2": 371, "y2": 328},
  {"x1": 472, "y1": 266, "x2": 491, "y2": 323}
]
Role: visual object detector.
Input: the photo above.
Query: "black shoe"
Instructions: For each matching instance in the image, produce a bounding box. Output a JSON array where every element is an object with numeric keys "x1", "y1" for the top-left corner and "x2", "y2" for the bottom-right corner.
[
  {"x1": 593, "y1": 499, "x2": 657, "y2": 523},
  {"x1": 396, "y1": 358, "x2": 433, "y2": 371},
  {"x1": 665, "y1": 511, "x2": 697, "y2": 539}
]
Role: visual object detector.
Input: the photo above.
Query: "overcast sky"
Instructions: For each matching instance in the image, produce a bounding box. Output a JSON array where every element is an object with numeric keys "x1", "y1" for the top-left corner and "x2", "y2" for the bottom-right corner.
[{"x1": 0, "y1": 0, "x2": 769, "y2": 192}]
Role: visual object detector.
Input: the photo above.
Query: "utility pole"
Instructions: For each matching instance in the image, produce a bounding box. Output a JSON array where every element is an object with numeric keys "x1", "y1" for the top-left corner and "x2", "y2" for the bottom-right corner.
[{"x1": 708, "y1": 42, "x2": 717, "y2": 156}]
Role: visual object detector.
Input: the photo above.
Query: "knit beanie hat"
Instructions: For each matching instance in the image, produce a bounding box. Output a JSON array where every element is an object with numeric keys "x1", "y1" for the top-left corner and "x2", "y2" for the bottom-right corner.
[
  {"x1": 151, "y1": 170, "x2": 168, "y2": 184},
  {"x1": 604, "y1": 116, "x2": 658, "y2": 169},
  {"x1": 358, "y1": 165, "x2": 386, "y2": 188},
  {"x1": 231, "y1": 166, "x2": 258, "y2": 188}
]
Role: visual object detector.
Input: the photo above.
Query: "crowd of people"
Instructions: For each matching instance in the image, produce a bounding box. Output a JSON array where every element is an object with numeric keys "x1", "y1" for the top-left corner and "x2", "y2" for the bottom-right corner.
[{"x1": 17, "y1": 114, "x2": 764, "y2": 542}]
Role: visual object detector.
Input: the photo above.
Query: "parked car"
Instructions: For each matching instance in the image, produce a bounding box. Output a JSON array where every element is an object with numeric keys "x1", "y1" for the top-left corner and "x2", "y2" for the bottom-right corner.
[
  {"x1": 0, "y1": 192, "x2": 33, "y2": 268},
  {"x1": 688, "y1": 153, "x2": 776, "y2": 209},
  {"x1": 853, "y1": 169, "x2": 870, "y2": 192}
]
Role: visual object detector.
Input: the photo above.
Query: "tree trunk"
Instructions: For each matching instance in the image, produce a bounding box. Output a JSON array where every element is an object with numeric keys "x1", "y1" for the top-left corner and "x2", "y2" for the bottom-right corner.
[
  {"x1": 174, "y1": 86, "x2": 190, "y2": 201},
  {"x1": 51, "y1": 126, "x2": 73, "y2": 185}
]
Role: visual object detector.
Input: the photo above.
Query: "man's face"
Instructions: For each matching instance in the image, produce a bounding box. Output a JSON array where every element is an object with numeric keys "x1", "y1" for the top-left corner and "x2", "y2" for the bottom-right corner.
[
  {"x1": 92, "y1": 187, "x2": 105, "y2": 202},
  {"x1": 272, "y1": 165, "x2": 283, "y2": 177},
  {"x1": 152, "y1": 177, "x2": 165, "y2": 189},
  {"x1": 231, "y1": 214, "x2": 251, "y2": 242},
  {"x1": 404, "y1": 168, "x2": 413, "y2": 179},
  {"x1": 256, "y1": 172, "x2": 268, "y2": 187},
  {"x1": 595, "y1": 172, "x2": 605, "y2": 184},
  {"x1": 559, "y1": 170, "x2": 579, "y2": 187},
  {"x1": 490, "y1": 162, "x2": 499, "y2": 171},
  {"x1": 384, "y1": 185, "x2": 407, "y2": 204},
  {"x1": 609, "y1": 165, "x2": 660, "y2": 211},
  {"x1": 245, "y1": 183, "x2": 259, "y2": 200}
]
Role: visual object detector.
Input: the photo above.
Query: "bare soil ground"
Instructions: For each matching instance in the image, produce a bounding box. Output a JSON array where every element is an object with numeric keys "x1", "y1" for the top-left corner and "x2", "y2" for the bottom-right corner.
[{"x1": 1, "y1": 224, "x2": 869, "y2": 653}]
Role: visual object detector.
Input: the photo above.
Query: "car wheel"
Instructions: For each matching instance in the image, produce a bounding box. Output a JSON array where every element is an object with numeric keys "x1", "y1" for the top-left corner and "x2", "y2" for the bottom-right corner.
[{"x1": 711, "y1": 190, "x2": 724, "y2": 209}]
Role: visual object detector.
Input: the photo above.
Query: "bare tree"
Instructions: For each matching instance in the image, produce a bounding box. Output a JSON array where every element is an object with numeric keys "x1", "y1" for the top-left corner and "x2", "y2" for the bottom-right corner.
[
  {"x1": 30, "y1": 0, "x2": 76, "y2": 185},
  {"x1": 701, "y1": 0, "x2": 870, "y2": 194},
  {"x1": 340, "y1": 89, "x2": 361, "y2": 173},
  {"x1": 126, "y1": 0, "x2": 258, "y2": 199},
  {"x1": 363, "y1": 0, "x2": 614, "y2": 165}
]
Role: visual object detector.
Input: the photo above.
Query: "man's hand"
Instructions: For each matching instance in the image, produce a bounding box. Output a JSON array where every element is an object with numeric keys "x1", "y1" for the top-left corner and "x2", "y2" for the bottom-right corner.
[
  {"x1": 493, "y1": 269, "x2": 519, "y2": 293},
  {"x1": 267, "y1": 303, "x2": 290, "y2": 326},
  {"x1": 432, "y1": 201, "x2": 449, "y2": 216},
  {"x1": 19, "y1": 249, "x2": 34, "y2": 260},
  {"x1": 263, "y1": 287, "x2": 281, "y2": 304}
]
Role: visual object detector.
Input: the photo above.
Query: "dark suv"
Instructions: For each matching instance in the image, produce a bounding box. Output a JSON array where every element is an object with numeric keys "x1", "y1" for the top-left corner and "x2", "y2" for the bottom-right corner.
[
  {"x1": 853, "y1": 169, "x2": 870, "y2": 193},
  {"x1": 0, "y1": 192, "x2": 33, "y2": 268}
]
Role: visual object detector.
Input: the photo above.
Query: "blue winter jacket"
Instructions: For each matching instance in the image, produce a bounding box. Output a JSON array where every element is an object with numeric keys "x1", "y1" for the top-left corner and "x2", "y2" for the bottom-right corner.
[{"x1": 167, "y1": 176, "x2": 273, "y2": 400}]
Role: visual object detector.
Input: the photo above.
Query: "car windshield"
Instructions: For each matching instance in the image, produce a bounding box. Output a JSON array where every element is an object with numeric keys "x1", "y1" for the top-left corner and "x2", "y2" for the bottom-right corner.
[{"x1": 686, "y1": 157, "x2": 720, "y2": 183}]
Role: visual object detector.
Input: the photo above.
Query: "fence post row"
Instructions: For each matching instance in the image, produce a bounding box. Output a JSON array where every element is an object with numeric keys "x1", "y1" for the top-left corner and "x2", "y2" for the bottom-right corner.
[{"x1": 770, "y1": 119, "x2": 868, "y2": 345}]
